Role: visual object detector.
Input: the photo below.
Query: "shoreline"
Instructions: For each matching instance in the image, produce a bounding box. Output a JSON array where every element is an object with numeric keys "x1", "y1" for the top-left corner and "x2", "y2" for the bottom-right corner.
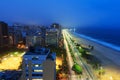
[
  {"x1": 69, "y1": 31, "x2": 120, "y2": 67},
  {"x1": 71, "y1": 33, "x2": 120, "y2": 54},
  {"x1": 68, "y1": 31, "x2": 120, "y2": 79},
  {"x1": 70, "y1": 32, "x2": 120, "y2": 53},
  {"x1": 73, "y1": 32, "x2": 120, "y2": 52}
]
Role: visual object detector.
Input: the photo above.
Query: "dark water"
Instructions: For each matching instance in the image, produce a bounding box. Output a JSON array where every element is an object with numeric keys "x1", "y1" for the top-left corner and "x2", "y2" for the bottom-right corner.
[{"x1": 76, "y1": 27, "x2": 120, "y2": 47}]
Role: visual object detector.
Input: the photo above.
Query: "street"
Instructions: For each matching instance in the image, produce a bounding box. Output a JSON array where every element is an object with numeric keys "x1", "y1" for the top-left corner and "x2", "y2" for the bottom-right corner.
[
  {"x1": 63, "y1": 30, "x2": 80, "y2": 80},
  {"x1": 63, "y1": 29, "x2": 96, "y2": 80}
]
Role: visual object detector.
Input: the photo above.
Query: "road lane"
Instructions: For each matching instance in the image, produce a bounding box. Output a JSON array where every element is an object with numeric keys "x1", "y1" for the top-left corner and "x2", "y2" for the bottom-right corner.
[
  {"x1": 63, "y1": 30, "x2": 80, "y2": 80},
  {"x1": 63, "y1": 29, "x2": 96, "y2": 80}
]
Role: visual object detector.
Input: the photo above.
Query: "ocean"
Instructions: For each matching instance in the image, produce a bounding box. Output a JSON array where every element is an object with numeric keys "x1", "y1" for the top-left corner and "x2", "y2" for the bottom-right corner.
[{"x1": 75, "y1": 27, "x2": 120, "y2": 51}]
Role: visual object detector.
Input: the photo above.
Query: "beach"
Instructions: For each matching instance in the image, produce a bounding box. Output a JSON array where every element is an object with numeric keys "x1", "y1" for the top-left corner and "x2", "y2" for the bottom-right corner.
[{"x1": 69, "y1": 31, "x2": 120, "y2": 80}]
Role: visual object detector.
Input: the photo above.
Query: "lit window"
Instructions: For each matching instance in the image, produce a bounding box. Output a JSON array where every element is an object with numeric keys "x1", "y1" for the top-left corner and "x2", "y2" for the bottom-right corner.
[
  {"x1": 33, "y1": 64, "x2": 42, "y2": 67},
  {"x1": 34, "y1": 70, "x2": 43, "y2": 72},
  {"x1": 46, "y1": 33, "x2": 48, "y2": 35},
  {"x1": 32, "y1": 79, "x2": 43, "y2": 80},
  {"x1": 35, "y1": 64, "x2": 39, "y2": 67}
]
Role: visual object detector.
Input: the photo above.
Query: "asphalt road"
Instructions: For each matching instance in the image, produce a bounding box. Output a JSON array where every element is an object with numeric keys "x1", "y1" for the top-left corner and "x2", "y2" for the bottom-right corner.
[
  {"x1": 63, "y1": 30, "x2": 80, "y2": 80},
  {"x1": 63, "y1": 29, "x2": 96, "y2": 80}
]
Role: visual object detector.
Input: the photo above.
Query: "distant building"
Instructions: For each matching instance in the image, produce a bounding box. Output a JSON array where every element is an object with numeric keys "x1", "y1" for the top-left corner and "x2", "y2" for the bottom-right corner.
[
  {"x1": 21, "y1": 47, "x2": 56, "y2": 80},
  {"x1": 13, "y1": 26, "x2": 26, "y2": 45},
  {"x1": 0, "y1": 21, "x2": 9, "y2": 47},
  {"x1": 26, "y1": 30, "x2": 45, "y2": 47},
  {"x1": 13, "y1": 30, "x2": 23, "y2": 45},
  {"x1": 8, "y1": 26, "x2": 14, "y2": 45},
  {"x1": 8, "y1": 25, "x2": 28, "y2": 46},
  {"x1": 51, "y1": 23, "x2": 62, "y2": 38},
  {"x1": 26, "y1": 26, "x2": 60, "y2": 47},
  {"x1": 45, "y1": 28, "x2": 58, "y2": 47}
]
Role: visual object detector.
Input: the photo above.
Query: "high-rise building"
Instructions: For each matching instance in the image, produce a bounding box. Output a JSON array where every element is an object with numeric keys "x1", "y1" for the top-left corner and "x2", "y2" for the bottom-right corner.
[
  {"x1": 21, "y1": 47, "x2": 56, "y2": 80},
  {"x1": 0, "y1": 21, "x2": 9, "y2": 47},
  {"x1": 12, "y1": 25, "x2": 26, "y2": 45},
  {"x1": 8, "y1": 26, "x2": 14, "y2": 45},
  {"x1": 26, "y1": 30, "x2": 45, "y2": 47},
  {"x1": 51, "y1": 23, "x2": 62, "y2": 38},
  {"x1": 45, "y1": 28, "x2": 58, "y2": 47}
]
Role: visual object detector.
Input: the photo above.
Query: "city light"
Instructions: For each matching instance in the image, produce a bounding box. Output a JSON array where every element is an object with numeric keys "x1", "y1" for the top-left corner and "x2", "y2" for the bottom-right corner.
[
  {"x1": 3, "y1": 58, "x2": 7, "y2": 60},
  {"x1": 10, "y1": 55, "x2": 13, "y2": 57},
  {"x1": 14, "y1": 52, "x2": 18, "y2": 54},
  {"x1": 0, "y1": 52, "x2": 25, "y2": 70},
  {"x1": 38, "y1": 32, "x2": 41, "y2": 34},
  {"x1": 34, "y1": 70, "x2": 43, "y2": 72},
  {"x1": 110, "y1": 76, "x2": 113, "y2": 80},
  {"x1": 56, "y1": 57, "x2": 62, "y2": 70},
  {"x1": 0, "y1": 56, "x2": 22, "y2": 70},
  {"x1": 17, "y1": 44, "x2": 26, "y2": 49}
]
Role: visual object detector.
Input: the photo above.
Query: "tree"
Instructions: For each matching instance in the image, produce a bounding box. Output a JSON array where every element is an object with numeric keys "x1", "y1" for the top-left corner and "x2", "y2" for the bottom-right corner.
[{"x1": 72, "y1": 64, "x2": 82, "y2": 74}]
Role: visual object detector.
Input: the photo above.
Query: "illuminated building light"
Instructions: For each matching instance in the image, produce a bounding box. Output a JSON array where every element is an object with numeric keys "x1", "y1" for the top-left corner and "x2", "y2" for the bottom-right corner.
[
  {"x1": 34, "y1": 64, "x2": 39, "y2": 67},
  {"x1": 32, "y1": 79, "x2": 43, "y2": 80},
  {"x1": 34, "y1": 70, "x2": 43, "y2": 72}
]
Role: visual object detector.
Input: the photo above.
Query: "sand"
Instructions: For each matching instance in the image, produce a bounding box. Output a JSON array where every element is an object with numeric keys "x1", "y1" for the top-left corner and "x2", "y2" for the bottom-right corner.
[{"x1": 69, "y1": 32, "x2": 120, "y2": 80}]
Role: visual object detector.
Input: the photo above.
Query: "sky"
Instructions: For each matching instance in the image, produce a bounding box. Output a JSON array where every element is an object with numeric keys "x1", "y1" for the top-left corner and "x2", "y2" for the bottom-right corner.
[{"x1": 0, "y1": 0, "x2": 120, "y2": 27}]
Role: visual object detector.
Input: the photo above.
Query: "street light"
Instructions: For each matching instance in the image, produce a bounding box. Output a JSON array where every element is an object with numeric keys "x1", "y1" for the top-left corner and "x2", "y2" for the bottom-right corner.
[
  {"x1": 14, "y1": 52, "x2": 18, "y2": 54},
  {"x1": 10, "y1": 55, "x2": 13, "y2": 57},
  {"x1": 3, "y1": 58, "x2": 7, "y2": 60},
  {"x1": 110, "y1": 76, "x2": 113, "y2": 80},
  {"x1": 3, "y1": 36, "x2": 8, "y2": 38}
]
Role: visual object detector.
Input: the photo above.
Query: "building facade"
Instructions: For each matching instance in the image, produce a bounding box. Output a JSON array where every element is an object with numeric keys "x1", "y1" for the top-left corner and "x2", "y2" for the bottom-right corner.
[
  {"x1": 8, "y1": 25, "x2": 27, "y2": 46},
  {"x1": 45, "y1": 28, "x2": 58, "y2": 47},
  {"x1": 26, "y1": 30, "x2": 45, "y2": 47},
  {"x1": 0, "y1": 21, "x2": 9, "y2": 47},
  {"x1": 51, "y1": 23, "x2": 62, "y2": 38},
  {"x1": 22, "y1": 47, "x2": 56, "y2": 80}
]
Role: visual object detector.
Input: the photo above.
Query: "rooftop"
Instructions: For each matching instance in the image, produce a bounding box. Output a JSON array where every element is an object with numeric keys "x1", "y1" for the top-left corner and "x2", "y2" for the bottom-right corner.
[
  {"x1": 46, "y1": 28, "x2": 58, "y2": 32},
  {"x1": 24, "y1": 47, "x2": 56, "y2": 61},
  {"x1": 25, "y1": 46, "x2": 50, "y2": 55}
]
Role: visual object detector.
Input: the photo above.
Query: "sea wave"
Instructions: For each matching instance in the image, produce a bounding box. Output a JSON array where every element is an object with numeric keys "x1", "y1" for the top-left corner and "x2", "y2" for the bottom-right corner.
[{"x1": 73, "y1": 32, "x2": 120, "y2": 52}]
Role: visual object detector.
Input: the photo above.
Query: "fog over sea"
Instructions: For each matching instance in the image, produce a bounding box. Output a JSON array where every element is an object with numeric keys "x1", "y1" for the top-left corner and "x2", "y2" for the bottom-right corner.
[{"x1": 75, "y1": 27, "x2": 120, "y2": 51}]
